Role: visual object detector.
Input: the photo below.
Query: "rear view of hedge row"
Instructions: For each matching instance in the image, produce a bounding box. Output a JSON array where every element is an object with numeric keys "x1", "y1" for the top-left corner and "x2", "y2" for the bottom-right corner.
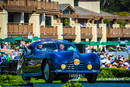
[{"x1": 98, "y1": 68, "x2": 130, "y2": 78}]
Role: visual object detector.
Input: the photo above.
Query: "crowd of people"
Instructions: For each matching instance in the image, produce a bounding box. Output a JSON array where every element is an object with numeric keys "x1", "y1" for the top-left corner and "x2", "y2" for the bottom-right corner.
[
  {"x1": 0, "y1": 41, "x2": 30, "y2": 61},
  {"x1": 99, "y1": 52, "x2": 130, "y2": 69}
]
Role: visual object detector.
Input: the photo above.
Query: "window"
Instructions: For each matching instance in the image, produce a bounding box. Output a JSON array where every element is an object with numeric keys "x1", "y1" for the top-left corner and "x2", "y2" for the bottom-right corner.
[
  {"x1": 74, "y1": 0, "x2": 78, "y2": 6},
  {"x1": 37, "y1": 43, "x2": 57, "y2": 52},
  {"x1": 24, "y1": 13, "x2": 30, "y2": 23},
  {"x1": 45, "y1": 16, "x2": 51, "y2": 26},
  {"x1": 43, "y1": 43, "x2": 57, "y2": 52},
  {"x1": 63, "y1": 8, "x2": 73, "y2": 14},
  {"x1": 58, "y1": 43, "x2": 77, "y2": 52}
]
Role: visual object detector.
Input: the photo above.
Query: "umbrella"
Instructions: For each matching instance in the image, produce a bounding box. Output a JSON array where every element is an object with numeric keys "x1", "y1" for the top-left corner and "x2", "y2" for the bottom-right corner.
[
  {"x1": 4, "y1": 37, "x2": 16, "y2": 43},
  {"x1": 15, "y1": 36, "x2": 28, "y2": 41},
  {"x1": 126, "y1": 41, "x2": 130, "y2": 45},
  {"x1": 33, "y1": 36, "x2": 40, "y2": 41},
  {"x1": 89, "y1": 42, "x2": 97, "y2": 46}
]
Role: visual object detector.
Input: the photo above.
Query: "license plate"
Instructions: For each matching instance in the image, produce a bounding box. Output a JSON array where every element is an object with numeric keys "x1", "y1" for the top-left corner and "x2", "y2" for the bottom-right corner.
[{"x1": 69, "y1": 74, "x2": 84, "y2": 78}]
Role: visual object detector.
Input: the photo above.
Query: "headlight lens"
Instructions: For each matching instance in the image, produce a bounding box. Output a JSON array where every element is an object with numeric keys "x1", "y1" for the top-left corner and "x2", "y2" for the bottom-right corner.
[
  {"x1": 61, "y1": 64, "x2": 66, "y2": 70},
  {"x1": 74, "y1": 59, "x2": 80, "y2": 65},
  {"x1": 87, "y1": 64, "x2": 92, "y2": 70}
]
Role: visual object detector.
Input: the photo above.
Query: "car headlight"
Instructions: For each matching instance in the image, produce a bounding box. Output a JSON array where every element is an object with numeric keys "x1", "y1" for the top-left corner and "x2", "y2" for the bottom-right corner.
[
  {"x1": 61, "y1": 64, "x2": 66, "y2": 70},
  {"x1": 87, "y1": 64, "x2": 92, "y2": 70},
  {"x1": 74, "y1": 59, "x2": 80, "y2": 65}
]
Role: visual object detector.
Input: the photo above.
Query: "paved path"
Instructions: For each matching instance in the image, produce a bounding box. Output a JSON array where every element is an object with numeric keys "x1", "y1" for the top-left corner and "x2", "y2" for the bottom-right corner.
[{"x1": 33, "y1": 81, "x2": 130, "y2": 87}]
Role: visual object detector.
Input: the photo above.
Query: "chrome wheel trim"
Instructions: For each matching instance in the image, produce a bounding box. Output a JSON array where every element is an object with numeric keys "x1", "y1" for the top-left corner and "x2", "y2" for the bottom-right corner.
[{"x1": 44, "y1": 63, "x2": 49, "y2": 81}]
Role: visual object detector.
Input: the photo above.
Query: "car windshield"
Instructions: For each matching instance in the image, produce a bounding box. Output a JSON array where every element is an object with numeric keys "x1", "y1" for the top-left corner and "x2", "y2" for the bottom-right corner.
[{"x1": 58, "y1": 44, "x2": 77, "y2": 52}]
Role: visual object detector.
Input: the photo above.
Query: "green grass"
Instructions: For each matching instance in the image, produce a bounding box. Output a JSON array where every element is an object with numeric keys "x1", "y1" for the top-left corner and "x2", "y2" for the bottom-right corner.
[
  {"x1": 0, "y1": 75, "x2": 27, "y2": 86},
  {"x1": 30, "y1": 78, "x2": 45, "y2": 83},
  {"x1": 0, "y1": 74, "x2": 130, "y2": 86}
]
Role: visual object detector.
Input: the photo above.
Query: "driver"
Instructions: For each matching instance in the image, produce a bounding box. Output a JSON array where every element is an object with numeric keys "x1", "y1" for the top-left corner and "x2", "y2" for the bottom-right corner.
[
  {"x1": 37, "y1": 44, "x2": 46, "y2": 51},
  {"x1": 38, "y1": 44, "x2": 43, "y2": 50}
]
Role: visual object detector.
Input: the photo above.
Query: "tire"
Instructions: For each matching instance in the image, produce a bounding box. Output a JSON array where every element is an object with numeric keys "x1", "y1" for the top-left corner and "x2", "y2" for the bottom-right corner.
[
  {"x1": 42, "y1": 60, "x2": 54, "y2": 83},
  {"x1": 22, "y1": 76, "x2": 31, "y2": 81},
  {"x1": 87, "y1": 73, "x2": 97, "y2": 83}
]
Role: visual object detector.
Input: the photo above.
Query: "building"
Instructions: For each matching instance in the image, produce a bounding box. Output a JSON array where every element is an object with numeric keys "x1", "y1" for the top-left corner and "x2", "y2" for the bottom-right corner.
[{"x1": 0, "y1": 0, "x2": 130, "y2": 43}]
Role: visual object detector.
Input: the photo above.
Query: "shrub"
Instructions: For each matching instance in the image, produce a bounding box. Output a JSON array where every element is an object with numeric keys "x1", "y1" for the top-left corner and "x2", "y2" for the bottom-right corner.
[
  {"x1": 98, "y1": 68, "x2": 115, "y2": 78},
  {"x1": 64, "y1": 18, "x2": 70, "y2": 26},
  {"x1": 0, "y1": 75, "x2": 27, "y2": 86},
  {"x1": 116, "y1": 20, "x2": 128, "y2": 27},
  {"x1": 62, "y1": 82, "x2": 82, "y2": 87},
  {"x1": 104, "y1": 19, "x2": 110, "y2": 24},
  {"x1": 98, "y1": 67, "x2": 130, "y2": 78}
]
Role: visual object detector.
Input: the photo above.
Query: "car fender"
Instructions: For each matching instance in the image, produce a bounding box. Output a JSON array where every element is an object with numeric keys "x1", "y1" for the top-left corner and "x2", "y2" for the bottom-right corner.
[{"x1": 80, "y1": 53, "x2": 100, "y2": 65}]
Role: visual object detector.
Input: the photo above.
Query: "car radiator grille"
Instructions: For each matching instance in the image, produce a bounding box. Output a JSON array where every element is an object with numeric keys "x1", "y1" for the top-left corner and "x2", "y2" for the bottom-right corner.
[{"x1": 65, "y1": 62, "x2": 86, "y2": 70}]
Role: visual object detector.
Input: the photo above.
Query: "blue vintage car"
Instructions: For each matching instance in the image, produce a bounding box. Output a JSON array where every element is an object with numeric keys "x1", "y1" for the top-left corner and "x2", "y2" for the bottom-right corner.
[
  {"x1": 0, "y1": 51, "x2": 19, "y2": 74},
  {"x1": 17, "y1": 39, "x2": 100, "y2": 83},
  {"x1": 0, "y1": 52, "x2": 9, "y2": 73}
]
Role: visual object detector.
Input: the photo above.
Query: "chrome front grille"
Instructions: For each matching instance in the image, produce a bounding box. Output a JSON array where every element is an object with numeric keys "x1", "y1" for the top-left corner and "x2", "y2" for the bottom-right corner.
[{"x1": 65, "y1": 62, "x2": 86, "y2": 70}]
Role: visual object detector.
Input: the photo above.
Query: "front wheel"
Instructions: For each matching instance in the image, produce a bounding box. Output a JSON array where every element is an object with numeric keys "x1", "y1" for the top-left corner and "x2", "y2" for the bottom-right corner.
[
  {"x1": 42, "y1": 60, "x2": 54, "y2": 83},
  {"x1": 86, "y1": 73, "x2": 97, "y2": 83}
]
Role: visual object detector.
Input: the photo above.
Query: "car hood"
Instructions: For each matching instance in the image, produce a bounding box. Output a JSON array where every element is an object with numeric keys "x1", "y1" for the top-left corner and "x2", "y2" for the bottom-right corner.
[
  {"x1": 51, "y1": 51, "x2": 100, "y2": 66},
  {"x1": 52, "y1": 51, "x2": 81, "y2": 65}
]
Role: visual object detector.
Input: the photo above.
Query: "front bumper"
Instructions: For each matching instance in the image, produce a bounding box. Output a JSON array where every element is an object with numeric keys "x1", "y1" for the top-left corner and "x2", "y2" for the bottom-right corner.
[{"x1": 51, "y1": 70, "x2": 100, "y2": 73}]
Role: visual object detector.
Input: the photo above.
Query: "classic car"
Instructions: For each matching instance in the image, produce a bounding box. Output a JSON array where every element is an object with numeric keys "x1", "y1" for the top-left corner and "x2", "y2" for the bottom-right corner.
[
  {"x1": 0, "y1": 51, "x2": 19, "y2": 74},
  {"x1": 17, "y1": 39, "x2": 100, "y2": 83},
  {"x1": 0, "y1": 51, "x2": 9, "y2": 73}
]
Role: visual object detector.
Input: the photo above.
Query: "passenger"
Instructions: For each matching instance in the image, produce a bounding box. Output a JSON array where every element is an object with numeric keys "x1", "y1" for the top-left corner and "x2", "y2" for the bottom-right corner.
[{"x1": 59, "y1": 44, "x2": 65, "y2": 51}]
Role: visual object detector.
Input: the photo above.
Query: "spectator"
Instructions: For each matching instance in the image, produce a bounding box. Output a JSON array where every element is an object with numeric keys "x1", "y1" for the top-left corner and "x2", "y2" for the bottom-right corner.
[
  {"x1": 123, "y1": 62, "x2": 129, "y2": 69},
  {"x1": 12, "y1": 46, "x2": 21, "y2": 60},
  {"x1": 118, "y1": 58, "x2": 124, "y2": 68},
  {"x1": 7, "y1": 43, "x2": 11, "y2": 49},
  {"x1": 105, "y1": 61, "x2": 111, "y2": 67},
  {"x1": 110, "y1": 55, "x2": 115, "y2": 64},
  {"x1": 3, "y1": 43, "x2": 7, "y2": 49},
  {"x1": 100, "y1": 55, "x2": 106, "y2": 67},
  {"x1": 112, "y1": 62, "x2": 118, "y2": 68},
  {"x1": 19, "y1": 41, "x2": 26, "y2": 54},
  {"x1": 0, "y1": 44, "x2": 1, "y2": 49}
]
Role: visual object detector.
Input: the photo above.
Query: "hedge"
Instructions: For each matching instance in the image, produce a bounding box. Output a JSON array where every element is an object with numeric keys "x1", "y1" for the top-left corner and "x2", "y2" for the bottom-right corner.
[
  {"x1": 62, "y1": 82, "x2": 82, "y2": 87},
  {"x1": 98, "y1": 67, "x2": 130, "y2": 78}
]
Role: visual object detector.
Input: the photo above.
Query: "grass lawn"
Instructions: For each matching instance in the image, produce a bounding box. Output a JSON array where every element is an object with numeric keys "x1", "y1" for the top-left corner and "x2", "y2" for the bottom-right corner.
[{"x1": 0, "y1": 74, "x2": 130, "y2": 86}]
